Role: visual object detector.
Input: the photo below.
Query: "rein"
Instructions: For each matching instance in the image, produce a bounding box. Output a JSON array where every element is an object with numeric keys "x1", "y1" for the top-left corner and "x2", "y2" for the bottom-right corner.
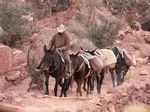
[
  {"x1": 48, "y1": 59, "x2": 60, "y2": 73},
  {"x1": 48, "y1": 50, "x2": 62, "y2": 73}
]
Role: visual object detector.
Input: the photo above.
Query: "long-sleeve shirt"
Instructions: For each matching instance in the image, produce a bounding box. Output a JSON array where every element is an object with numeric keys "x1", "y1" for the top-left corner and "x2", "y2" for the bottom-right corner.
[{"x1": 48, "y1": 32, "x2": 70, "y2": 53}]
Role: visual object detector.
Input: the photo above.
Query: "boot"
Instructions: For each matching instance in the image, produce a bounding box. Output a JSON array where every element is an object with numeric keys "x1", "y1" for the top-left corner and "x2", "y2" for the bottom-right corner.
[{"x1": 65, "y1": 63, "x2": 72, "y2": 79}]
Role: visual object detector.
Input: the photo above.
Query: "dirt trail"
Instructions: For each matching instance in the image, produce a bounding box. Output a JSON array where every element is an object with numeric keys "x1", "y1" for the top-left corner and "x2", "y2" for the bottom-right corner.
[
  {"x1": 1, "y1": 64, "x2": 150, "y2": 112},
  {"x1": 1, "y1": 69, "x2": 114, "y2": 112}
]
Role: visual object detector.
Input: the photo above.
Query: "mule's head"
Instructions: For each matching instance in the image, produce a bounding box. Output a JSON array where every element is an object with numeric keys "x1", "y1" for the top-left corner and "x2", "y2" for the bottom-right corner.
[
  {"x1": 122, "y1": 50, "x2": 136, "y2": 67},
  {"x1": 38, "y1": 45, "x2": 56, "y2": 71},
  {"x1": 111, "y1": 47, "x2": 137, "y2": 85}
]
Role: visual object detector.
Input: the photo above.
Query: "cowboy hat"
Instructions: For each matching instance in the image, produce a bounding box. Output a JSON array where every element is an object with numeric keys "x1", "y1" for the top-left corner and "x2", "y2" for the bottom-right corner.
[{"x1": 57, "y1": 24, "x2": 66, "y2": 33}]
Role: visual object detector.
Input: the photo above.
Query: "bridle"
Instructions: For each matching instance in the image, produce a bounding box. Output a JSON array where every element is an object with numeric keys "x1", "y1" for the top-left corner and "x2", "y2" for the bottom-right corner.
[{"x1": 47, "y1": 50, "x2": 62, "y2": 73}]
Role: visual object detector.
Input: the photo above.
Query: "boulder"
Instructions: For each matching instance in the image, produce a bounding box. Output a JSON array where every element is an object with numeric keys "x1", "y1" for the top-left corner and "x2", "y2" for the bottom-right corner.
[
  {"x1": 144, "y1": 36, "x2": 150, "y2": 43},
  {"x1": 0, "y1": 77, "x2": 7, "y2": 92},
  {"x1": 145, "y1": 83, "x2": 150, "y2": 94},
  {"x1": 136, "y1": 57, "x2": 149, "y2": 65},
  {"x1": 12, "y1": 49, "x2": 27, "y2": 68},
  {"x1": 138, "y1": 45, "x2": 150, "y2": 58},
  {"x1": 5, "y1": 71, "x2": 23, "y2": 82},
  {"x1": 0, "y1": 44, "x2": 13, "y2": 75},
  {"x1": 139, "y1": 70, "x2": 149, "y2": 76},
  {"x1": 118, "y1": 30, "x2": 125, "y2": 40},
  {"x1": 144, "y1": 31, "x2": 150, "y2": 43}
]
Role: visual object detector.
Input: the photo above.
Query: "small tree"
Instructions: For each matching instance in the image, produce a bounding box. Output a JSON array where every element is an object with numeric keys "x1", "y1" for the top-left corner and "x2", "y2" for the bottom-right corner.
[
  {"x1": 87, "y1": 20, "x2": 121, "y2": 48},
  {"x1": 0, "y1": 0, "x2": 36, "y2": 47}
]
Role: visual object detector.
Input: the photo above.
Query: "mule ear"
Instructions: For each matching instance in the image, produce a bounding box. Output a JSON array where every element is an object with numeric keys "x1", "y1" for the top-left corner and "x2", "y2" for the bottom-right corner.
[
  {"x1": 80, "y1": 47, "x2": 84, "y2": 51},
  {"x1": 91, "y1": 48, "x2": 98, "y2": 54},
  {"x1": 44, "y1": 45, "x2": 48, "y2": 52}
]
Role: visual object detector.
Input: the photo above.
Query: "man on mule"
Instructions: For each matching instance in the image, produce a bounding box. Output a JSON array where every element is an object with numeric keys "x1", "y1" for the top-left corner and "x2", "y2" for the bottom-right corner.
[{"x1": 47, "y1": 24, "x2": 72, "y2": 78}]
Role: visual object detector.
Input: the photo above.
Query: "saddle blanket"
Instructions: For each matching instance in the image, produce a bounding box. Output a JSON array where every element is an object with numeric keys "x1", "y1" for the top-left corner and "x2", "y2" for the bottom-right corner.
[{"x1": 95, "y1": 49, "x2": 117, "y2": 67}]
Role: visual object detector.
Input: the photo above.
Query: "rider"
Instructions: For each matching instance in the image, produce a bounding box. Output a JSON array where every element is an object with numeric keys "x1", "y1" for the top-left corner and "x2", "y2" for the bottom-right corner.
[{"x1": 47, "y1": 24, "x2": 72, "y2": 78}]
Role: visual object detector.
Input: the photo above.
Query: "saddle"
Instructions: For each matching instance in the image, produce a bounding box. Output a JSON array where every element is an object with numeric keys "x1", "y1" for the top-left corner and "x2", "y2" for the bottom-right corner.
[{"x1": 80, "y1": 53, "x2": 103, "y2": 72}]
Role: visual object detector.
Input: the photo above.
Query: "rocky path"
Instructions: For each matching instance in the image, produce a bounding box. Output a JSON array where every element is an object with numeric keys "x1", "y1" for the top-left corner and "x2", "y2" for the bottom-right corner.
[{"x1": 0, "y1": 63, "x2": 149, "y2": 112}]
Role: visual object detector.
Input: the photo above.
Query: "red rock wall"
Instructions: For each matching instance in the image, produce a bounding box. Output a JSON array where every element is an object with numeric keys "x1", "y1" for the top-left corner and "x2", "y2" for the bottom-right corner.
[{"x1": 0, "y1": 44, "x2": 27, "y2": 92}]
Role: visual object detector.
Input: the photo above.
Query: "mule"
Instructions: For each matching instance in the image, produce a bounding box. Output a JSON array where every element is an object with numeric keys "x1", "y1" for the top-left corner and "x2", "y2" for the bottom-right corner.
[
  {"x1": 110, "y1": 47, "x2": 136, "y2": 85},
  {"x1": 37, "y1": 45, "x2": 90, "y2": 97},
  {"x1": 70, "y1": 53, "x2": 93, "y2": 96},
  {"x1": 37, "y1": 45, "x2": 71, "y2": 97},
  {"x1": 75, "y1": 48, "x2": 105, "y2": 95},
  {"x1": 84, "y1": 47, "x2": 136, "y2": 93},
  {"x1": 81, "y1": 48, "x2": 117, "y2": 91},
  {"x1": 70, "y1": 52, "x2": 104, "y2": 96}
]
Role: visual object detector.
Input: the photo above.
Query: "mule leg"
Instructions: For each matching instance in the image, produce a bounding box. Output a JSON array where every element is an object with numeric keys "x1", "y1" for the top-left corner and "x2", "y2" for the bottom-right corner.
[
  {"x1": 96, "y1": 73, "x2": 100, "y2": 94},
  {"x1": 79, "y1": 79, "x2": 83, "y2": 96},
  {"x1": 75, "y1": 79, "x2": 79, "y2": 97},
  {"x1": 86, "y1": 77, "x2": 91, "y2": 95},
  {"x1": 70, "y1": 76, "x2": 74, "y2": 92},
  {"x1": 116, "y1": 70, "x2": 123, "y2": 86},
  {"x1": 60, "y1": 78, "x2": 65, "y2": 97},
  {"x1": 115, "y1": 66, "x2": 122, "y2": 86},
  {"x1": 97, "y1": 71, "x2": 104, "y2": 94},
  {"x1": 58, "y1": 78, "x2": 63, "y2": 87},
  {"x1": 83, "y1": 78, "x2": 87, "y2": 91},
  {"x1": 90, "y1": 74, "x2": 96, "y2": 94},
  {"x1": 76, "y1": 79, "x2": 83, "y2": 97},
  {"x1": 54, "y1": 78, "x2": 59, "y2": 96},
  {"x1": 110, "y1": 69, "x2": 117, "y2": 87},
  {"x1": 60, "y1": 79, "x2": 69, "y2": 97},
  {"x1": 45, "y1": 74, "x2": 49, "y2": 95},
  {"x1": 64, "y1": 79, "x2": 70, "y2": 97},
  {"x1": 118, "y1": 66, "x2": 129, "y2": 85},
  {"x1": 65, "y1": 77, "x2": 72, "y2": 92}
]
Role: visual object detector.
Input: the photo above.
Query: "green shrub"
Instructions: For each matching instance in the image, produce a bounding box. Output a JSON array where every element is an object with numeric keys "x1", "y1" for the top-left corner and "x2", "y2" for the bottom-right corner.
[
  {"x1": 87, "y1": 20, "x2": 122, "y2": 48},
  {"x1": 74, "y1": 13, "x2": 87, "y2": 23},
  {"x1": 106, "y1": 0, "x2": 136, "y2": 13},
  {"x1": 0, "y1": 0, "x2": 36, "y2": 47},
  {"x1": 85, "y1": 0, "x2": 102, "y2": 7},
  {"x1": 68, "y1": 20, "x2": 87, "y2": 38},
  {"x1": 137, "y1": 0, "x2": 149, "y2": 17}
]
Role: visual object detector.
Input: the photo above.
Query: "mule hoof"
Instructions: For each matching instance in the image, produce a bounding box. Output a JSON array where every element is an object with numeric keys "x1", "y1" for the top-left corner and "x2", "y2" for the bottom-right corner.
[
  {"x1": 45, "y1": 92, "x2": 49, "y2": 95},
  {"x1": 83, "y1": 88, "x2": 86, "y2": 91}
]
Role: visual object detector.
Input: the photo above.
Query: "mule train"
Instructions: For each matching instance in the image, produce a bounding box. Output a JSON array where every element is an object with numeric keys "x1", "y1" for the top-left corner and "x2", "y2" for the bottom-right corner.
[{"x1": 34, "y1": 45, "x2": 136, "y2": 97}]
